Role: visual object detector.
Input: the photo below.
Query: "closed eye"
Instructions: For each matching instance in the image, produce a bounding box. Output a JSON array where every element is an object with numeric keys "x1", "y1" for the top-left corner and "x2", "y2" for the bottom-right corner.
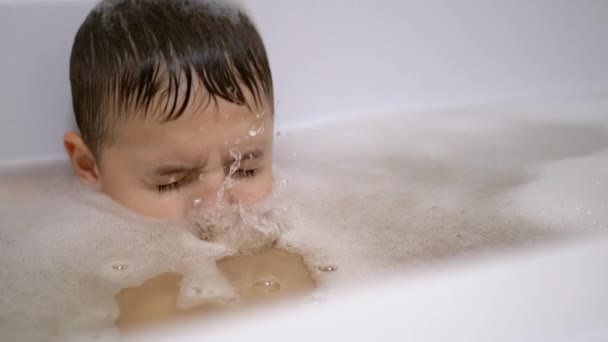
[
  {"x1": 234, "y1": 169, "x2": 256, "y2": 178},
  {"x1": 157, "y1": 182, "x2": 181, "y2": 193},
  {"x1": 156, "y1": 174, "x2": 193, "y2": 193}
]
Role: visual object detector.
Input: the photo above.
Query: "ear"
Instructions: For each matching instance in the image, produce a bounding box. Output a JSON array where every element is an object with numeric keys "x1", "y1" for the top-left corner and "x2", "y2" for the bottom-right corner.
[{"x1": 63, "y1": 131, "x2": 101, "y2": 187}]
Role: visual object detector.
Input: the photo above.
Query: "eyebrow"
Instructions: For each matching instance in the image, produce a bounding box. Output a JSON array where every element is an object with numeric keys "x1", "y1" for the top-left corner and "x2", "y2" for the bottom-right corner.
[
  {"x1": 151, "y1": 164, "x2": 198, "y2": 177},
  {"x1": 225, "y1": 148, "x2": 264, "y2": 163},
  {"x1": 149, "y1": 149, "x2": 264, "y2": 177},
  {"x1": 234, "y1": 148, "x2": 264, "y2": 161}
]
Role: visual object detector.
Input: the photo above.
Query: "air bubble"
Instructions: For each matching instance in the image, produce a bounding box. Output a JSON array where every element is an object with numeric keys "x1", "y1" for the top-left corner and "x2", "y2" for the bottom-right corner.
[
  {"x1": 192, "y1": 198, "x2": 202, "y2": 208},
  {"x1": 199, "y1": 173, "x2": 205, "y2": 181},
  {"x1": 251, "y1": 280, "x2": 281, "y2": 293},
  {"x1": 112, "y1": 264, "x2": 128, "y2": 271},
  {"x1": 318, "y1": 265, "x2": 338, "y2": 272}
]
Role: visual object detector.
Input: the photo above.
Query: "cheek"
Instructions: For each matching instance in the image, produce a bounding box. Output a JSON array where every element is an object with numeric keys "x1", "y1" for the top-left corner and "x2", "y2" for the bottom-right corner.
[
  {"x1": 232, "y1": 171, "x2": 274, "y2": 203},
  {"x1": 99, "y1": 171, "x2": 187, "y2": 219}
]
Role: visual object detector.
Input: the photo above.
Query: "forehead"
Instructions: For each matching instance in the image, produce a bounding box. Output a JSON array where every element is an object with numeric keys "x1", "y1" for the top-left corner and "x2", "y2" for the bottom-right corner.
[{"x1": 113, "y1": 95, "x2": 272, "y2": 153}]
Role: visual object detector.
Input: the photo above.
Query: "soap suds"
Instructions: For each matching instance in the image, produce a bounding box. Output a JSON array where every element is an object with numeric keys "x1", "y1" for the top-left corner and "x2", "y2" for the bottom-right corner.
[{"x1": 1, "y1": 97, "x2": 608, "y2": 341}]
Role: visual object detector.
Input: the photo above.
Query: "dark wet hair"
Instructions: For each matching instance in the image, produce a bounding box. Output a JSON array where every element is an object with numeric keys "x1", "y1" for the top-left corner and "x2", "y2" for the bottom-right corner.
[{"x1": 69, "y1": 0, "x2": 273, "y2": 157}]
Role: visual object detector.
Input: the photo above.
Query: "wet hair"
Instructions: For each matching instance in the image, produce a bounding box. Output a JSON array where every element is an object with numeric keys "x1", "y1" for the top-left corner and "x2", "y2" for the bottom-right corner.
[{"x1": 69, "y1": 0, "x2": 273, "y2": 157}]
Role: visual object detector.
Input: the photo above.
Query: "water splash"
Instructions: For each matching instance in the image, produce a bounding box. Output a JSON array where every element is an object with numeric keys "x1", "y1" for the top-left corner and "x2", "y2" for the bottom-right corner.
[
  {"x1": 187, "y1": 148, "x2": 290, "y2": 252},
  {"x1": 216, "y1": 148, "x2": 242, "y2": 210}
]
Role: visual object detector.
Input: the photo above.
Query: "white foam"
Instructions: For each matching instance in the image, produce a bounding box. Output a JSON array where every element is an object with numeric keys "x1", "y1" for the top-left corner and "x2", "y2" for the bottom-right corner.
[
  {"x1": 0, "y1": 163, "x2": 236, "y2": 341},
  {"x1": 1, "y1": 97, "x2": 608, "y2": 340}
]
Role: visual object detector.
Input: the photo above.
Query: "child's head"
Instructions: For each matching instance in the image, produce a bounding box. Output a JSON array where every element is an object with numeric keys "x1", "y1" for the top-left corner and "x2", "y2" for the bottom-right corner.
[{"x1": 64, "y1": 0, "x2": 274, "y2": 219}]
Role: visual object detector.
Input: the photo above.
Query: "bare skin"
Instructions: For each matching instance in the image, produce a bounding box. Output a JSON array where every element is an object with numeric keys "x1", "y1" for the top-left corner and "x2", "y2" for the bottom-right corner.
[{"x1": 115, "y1": 248, "x2": 315, "y2": 330}]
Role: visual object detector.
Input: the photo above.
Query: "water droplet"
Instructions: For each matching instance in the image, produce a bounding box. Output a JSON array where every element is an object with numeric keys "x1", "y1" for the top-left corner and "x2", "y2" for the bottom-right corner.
[
  {"x1": 255, "y1": 111, "x2": 266, "y2": 119},
  {"x1": 252, "y1": 280, "x2": 281, "y2": 293},
  {"x1": 199, "y1": 173, "x2": 205, "y2": 181},
  {"x1": 281, "y1": 179, "x2": 289, "y2": 186},
  {"x1": 318, "y1": 265, "x2": 338, "y2": 272},
  {"x1": 192, "y1": 198, "x2": 202, "y2": 207},
  {"x1": 112, "y1": 264, "x2": 128, "y2": 271},
  {"x1": 587, "y1": 210, "x2": 592, "y2": 215},
  {"x1": 249, "y1": 126, "x2": 265, "y2": 137}
]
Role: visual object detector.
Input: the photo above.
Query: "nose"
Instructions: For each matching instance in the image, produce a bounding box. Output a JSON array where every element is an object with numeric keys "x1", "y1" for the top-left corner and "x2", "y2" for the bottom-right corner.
[{"x1": 194, "y1": 169, "x2": 234, "y2": 209}]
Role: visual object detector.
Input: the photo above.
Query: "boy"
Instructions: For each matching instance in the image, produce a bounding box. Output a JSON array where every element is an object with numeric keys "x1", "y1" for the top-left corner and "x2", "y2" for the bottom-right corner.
[
  {"x1": 64, "y1": 0, "x2": 315, "y2": 326},
  {"x1": 64, "y1": 0, "x2": 275, "y2": 220}
]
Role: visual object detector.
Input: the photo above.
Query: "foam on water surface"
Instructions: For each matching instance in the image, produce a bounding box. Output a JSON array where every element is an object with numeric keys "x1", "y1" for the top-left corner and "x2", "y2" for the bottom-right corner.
[{"x1": 1, "y1": 97, "x2": 608, "y2": 341}]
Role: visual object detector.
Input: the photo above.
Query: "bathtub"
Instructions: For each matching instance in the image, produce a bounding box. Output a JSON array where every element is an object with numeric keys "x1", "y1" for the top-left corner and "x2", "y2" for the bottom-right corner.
[{"x1": 1, "y1": 0, "x2": 608, "y2": 341}]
